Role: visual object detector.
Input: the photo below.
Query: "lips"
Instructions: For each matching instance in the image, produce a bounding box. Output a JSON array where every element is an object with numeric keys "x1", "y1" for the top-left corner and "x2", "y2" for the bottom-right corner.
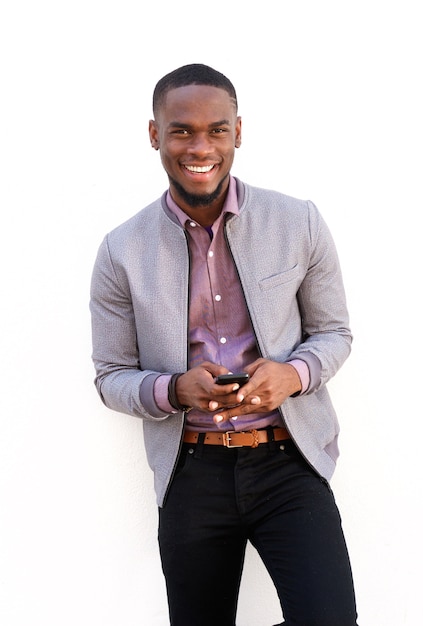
[{"x1": 184, "y1": 164, "x2": 216, "y2": 173}]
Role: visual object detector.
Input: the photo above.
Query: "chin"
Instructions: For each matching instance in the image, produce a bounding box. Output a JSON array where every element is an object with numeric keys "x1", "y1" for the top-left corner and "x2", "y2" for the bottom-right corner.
[{"x1": 171, "y1": 175, "x2": 227, "y2": 209}]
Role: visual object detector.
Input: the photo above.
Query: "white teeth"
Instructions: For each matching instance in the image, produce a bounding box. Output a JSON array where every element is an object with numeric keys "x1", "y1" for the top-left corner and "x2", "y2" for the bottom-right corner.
[{"x1": 185, "y1": 165, "x2": 214, "y2": 173}]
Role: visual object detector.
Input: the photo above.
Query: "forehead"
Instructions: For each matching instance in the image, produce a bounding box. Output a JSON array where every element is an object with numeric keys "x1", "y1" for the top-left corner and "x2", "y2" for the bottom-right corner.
[{"x1": 158, "y1": 84, "x2": 237, "y2": 122}]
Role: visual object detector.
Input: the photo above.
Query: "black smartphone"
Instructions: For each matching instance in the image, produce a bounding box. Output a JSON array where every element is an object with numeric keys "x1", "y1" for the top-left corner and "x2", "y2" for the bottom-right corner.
[{"x1": 215, "y1": 373, "x2": 249, "y2": 387}]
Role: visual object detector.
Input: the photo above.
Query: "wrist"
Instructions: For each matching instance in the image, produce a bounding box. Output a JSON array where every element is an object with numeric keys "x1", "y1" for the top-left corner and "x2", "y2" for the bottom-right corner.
[
  {"x1": 167, "y1": 373, "x2": 192, "y2": 413},
  {"x1": 286, "y1": 359, "x2": 309, "y2": 396}
]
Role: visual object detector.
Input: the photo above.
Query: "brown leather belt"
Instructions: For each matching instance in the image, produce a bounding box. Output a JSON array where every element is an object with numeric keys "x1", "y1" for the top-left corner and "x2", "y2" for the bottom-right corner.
[{"x1": 183, "y1": 427, "x2": 290, "y2": 449}]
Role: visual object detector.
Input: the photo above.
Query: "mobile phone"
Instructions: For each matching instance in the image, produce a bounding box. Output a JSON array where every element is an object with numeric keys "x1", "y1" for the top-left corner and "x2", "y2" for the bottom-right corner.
[{"x1": 215, "y1": 373, "x2": 249, "y2": 387}]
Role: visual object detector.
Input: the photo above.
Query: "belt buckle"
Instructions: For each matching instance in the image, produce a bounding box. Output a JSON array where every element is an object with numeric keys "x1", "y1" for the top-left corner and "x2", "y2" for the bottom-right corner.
[{"x1": 222, "y1": 432, "x2": 243, "y2": 448}]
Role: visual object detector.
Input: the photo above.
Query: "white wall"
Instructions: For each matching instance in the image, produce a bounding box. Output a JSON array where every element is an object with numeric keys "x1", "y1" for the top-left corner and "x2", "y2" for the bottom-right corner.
[{"x1": 1, "y1": 2, "x2": 422, "y2": 624}]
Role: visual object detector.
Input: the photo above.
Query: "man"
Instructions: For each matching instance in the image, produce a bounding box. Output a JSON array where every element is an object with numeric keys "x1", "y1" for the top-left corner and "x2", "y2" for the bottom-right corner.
[{"x1": 90, "y1": 64, "x2": 359, "y2": 625}]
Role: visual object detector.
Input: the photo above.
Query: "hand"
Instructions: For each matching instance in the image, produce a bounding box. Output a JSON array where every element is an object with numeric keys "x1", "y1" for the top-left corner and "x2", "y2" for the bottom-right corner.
[
  {"x1": 211, "y1": 358, "x2": 302, "y2": 425},
  {"x1": 174, "y1": 362, "x2": 232, "y2": 412}
]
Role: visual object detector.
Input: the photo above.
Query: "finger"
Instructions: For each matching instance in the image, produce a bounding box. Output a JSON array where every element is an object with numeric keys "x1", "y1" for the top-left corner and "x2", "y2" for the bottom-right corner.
[
  {"x1": 213, "y1": 411, "x2": 229, "y2": 424},
  {"x1": 209, "y1": 395, "x2": 241, "y2": 411},
  {"x1": 213, "y1": 396, "x2": 263, "y2": 423},
  {"x1": 211, "y1": 382, "x2": 240, "y2": 396},
  {"x1": 213, "y1": 407, "x2": 238, "y2": 424},
  {"x1": 234, "y1": 387, "x2": 261, "y2": 405},
  {"x1": 233, "y1": 377, "x2": 260, "y2": 402}
]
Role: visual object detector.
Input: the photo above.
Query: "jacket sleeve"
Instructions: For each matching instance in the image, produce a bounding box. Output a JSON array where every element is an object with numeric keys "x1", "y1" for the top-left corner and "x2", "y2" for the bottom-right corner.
[
  {"x1": 290, "y1": 201, "x2": 352, "y2": 390},
  {"x1": 89, "y1": 235, "x2": 170, "y2": 419}
]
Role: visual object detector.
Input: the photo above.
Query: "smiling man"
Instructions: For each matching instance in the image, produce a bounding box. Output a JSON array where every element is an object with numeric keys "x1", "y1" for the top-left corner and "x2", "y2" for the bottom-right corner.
[
  {"x1": 90, "y1": 64, "x2": 359, "y2": 625},
  {"x1": 149, "y1": 82, "x2": 241, "y2": 222}
]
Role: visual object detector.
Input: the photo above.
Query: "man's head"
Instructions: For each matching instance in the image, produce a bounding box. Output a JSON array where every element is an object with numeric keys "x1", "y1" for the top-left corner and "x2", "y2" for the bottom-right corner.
[
  {"x1": 149, "y1": 64, "x2": 242, "y2": 223},
  {"x1": 152, "y1": 64, "x2": 238, "y2": 118}
]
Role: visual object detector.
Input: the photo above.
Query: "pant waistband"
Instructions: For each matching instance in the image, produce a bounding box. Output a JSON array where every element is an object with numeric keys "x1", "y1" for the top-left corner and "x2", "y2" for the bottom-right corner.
[{"x1": 183, "y1": 427, "x2": 290, "y2": 449}]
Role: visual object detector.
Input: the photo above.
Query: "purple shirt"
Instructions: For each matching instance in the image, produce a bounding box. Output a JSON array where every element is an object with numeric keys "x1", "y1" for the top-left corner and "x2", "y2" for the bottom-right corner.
[{"x1": 154, "y1": 177, "x2": 309, "y2": 432}]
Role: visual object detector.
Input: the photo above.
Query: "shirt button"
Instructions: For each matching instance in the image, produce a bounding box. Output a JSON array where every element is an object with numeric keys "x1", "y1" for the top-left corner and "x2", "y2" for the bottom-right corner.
[
  {"x1": 208, "y1": 250, "x2": 214, "y2": 258},
  {"x1": 220, "y1": 337, "x2": 227, "y2": 344},
  {"x1": 215, "y1": 295, "x2": 221, "y2": 301},
  {"x1": 189, "y1": 221, "x2": 196, "y2": 228}
]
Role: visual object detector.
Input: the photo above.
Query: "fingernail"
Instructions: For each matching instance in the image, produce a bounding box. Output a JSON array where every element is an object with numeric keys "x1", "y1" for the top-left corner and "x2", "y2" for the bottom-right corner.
[
  {"x1": 209, "y1": 401, "x2": 218, "y2": 411},
  {"x1": 232, "y1": 384, "x2": 240, "y2": 391},
  {"x1": 232, "y1": 416, "x2": 238, "y2": 421},
  {"x1": 214, "y1": 415, "x2": 223, "y2": 423}
]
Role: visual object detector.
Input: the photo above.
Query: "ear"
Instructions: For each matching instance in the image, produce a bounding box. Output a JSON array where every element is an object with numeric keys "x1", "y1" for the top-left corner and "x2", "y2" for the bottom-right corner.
[
  {"x1": 149, "y1": 119, "x2": 160, "y2": 150},
  {"x1": 235, "y1": 116, "x2": 242, "y2": 148}
]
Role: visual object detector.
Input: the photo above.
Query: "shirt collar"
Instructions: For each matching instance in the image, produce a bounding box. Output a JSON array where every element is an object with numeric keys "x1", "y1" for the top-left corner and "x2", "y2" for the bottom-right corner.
[{"x1": 165, "y1": 175, "x2": 240, "y2": 228}]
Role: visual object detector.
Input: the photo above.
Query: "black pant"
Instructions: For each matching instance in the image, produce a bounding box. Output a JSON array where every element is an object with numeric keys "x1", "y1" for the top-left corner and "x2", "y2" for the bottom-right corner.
[{"x1": 159, "y1": 438, "x2": 358, "y2": 626}]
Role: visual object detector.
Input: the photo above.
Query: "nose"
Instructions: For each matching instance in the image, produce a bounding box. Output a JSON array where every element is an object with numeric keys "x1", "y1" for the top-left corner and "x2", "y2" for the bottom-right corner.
[{"x1": 187, "y1": 132, "x2": 213, "y2": 156}]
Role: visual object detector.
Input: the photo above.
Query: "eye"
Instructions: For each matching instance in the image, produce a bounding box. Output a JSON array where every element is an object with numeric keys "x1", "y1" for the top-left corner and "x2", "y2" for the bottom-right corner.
[{"x1": 211, "y1": 128, "x2": 227, "y2": 134}]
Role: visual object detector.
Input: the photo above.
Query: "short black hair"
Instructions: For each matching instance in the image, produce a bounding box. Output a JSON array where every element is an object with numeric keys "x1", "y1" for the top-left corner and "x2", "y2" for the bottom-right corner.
[{"x1": 152, "y1": 63, "x2": 238, "y2": 116}]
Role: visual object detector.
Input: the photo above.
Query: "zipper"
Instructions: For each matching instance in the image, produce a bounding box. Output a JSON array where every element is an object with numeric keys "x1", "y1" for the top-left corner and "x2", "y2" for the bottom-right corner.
[{"x1": 161, "y1": 229, "x2": 192, "y2": 507}]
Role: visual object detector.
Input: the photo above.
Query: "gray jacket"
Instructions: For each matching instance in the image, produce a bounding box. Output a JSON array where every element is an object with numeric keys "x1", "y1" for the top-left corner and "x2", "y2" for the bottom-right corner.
[{"x1": 90, "y1": 178, "x2": 352, "y2": 506}]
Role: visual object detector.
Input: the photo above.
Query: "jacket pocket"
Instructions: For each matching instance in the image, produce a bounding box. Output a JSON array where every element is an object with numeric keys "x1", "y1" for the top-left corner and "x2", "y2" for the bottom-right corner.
[{"x1": 259, "y1": 265, "x2": 299, "y2": 291}]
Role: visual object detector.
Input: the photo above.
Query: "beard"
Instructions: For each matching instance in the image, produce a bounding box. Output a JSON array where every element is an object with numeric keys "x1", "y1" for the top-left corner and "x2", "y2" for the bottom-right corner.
[{"x1": 168, "y1": 174, "x2": 228, "y2": 208}]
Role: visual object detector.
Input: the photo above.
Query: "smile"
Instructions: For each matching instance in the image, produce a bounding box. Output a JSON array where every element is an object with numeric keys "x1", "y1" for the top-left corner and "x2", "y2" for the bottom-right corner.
[{"x1": 184, "y1": 164, "x2": 215, "y2": 173}]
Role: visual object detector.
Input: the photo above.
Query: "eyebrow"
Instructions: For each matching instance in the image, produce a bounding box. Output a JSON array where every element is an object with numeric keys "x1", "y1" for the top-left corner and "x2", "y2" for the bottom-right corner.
[{"x1": 168, "y1": 119, "x2": 232, "y2": 129}]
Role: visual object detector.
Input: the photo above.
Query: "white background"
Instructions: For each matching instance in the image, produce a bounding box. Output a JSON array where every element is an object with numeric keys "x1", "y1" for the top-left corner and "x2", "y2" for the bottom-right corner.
[{"x1": 1, "y1": 1, "x2": 422, "y2": 624}]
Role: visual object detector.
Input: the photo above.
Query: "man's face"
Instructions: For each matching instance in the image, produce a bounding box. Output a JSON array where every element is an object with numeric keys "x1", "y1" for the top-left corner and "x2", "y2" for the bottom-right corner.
[{"x1": 149, "y1": 84, "x2": 242, "y2": 217}]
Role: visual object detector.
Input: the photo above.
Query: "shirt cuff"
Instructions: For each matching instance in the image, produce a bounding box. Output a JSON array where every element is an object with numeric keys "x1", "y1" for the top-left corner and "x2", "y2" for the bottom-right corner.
[
  {"x1": 153, "y1": 374, "x2": 177, "y2": 413},
  {"x1": 139, "y1": 373, "x2": 174, "y2": 417},
  {"x1": 287, "y1": 359, "x2": 310, "y2": 395}
]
